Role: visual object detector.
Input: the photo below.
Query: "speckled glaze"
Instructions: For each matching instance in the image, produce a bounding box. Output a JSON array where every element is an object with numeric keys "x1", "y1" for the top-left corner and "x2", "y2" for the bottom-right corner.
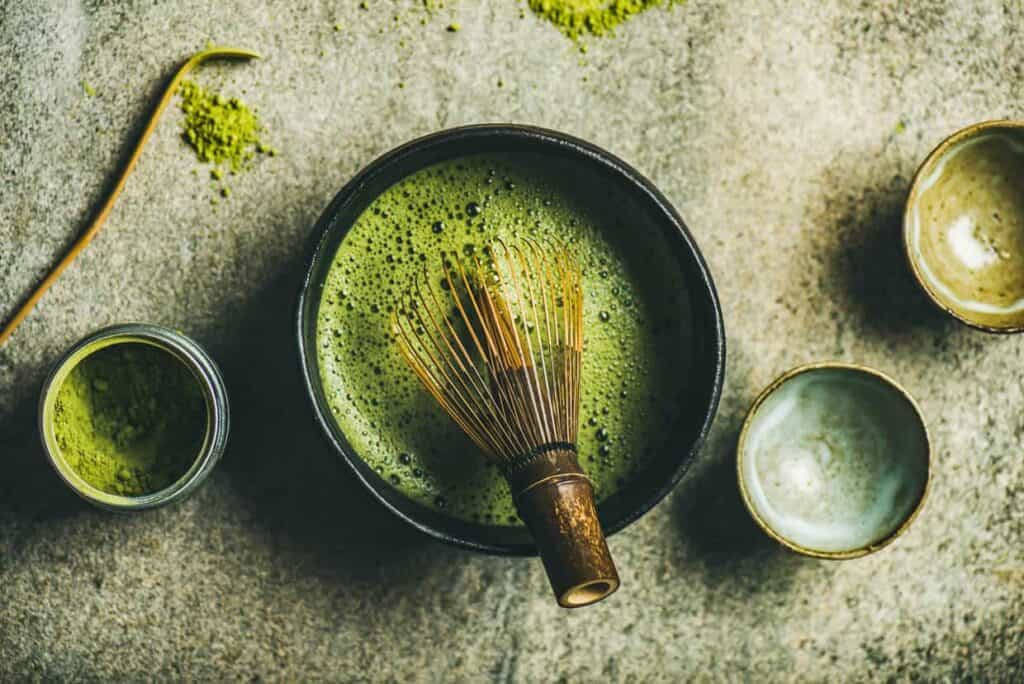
[
  {"x1": 905, "y1": 120, "x2": 1024, "y2": 332},
  {"x1": 737, "y1": 363, "x2": 930, "y2": 559}
]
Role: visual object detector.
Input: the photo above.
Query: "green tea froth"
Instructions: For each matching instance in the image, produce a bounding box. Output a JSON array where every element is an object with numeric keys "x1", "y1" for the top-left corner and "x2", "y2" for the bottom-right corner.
[{"x1": 316, "y1": 153, "x2": 692, "y2": 525}]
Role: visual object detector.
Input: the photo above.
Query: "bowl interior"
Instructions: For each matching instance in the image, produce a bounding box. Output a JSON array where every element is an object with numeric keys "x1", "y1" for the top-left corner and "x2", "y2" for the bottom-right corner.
[
  {"x1": 906, "y1": 121, "x2": 1024, "y2": 331},
  {"x1": 298, "y1": 126, "x2": 724, "y2": 555},
  {"x1": 738, "y1": 365, "x2": 929, "y2": 557}
]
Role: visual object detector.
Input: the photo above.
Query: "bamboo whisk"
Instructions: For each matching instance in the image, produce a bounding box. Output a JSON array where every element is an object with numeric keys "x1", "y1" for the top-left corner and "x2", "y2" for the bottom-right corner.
[{"x1": 394, "y1": 239, "x2": 619, "y2": 608}]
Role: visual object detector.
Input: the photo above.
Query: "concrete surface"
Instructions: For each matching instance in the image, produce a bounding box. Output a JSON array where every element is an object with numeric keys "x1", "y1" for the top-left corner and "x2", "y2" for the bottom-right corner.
[{"x1": 1, "y1": 0, "x2": 1022, "y2": 680}]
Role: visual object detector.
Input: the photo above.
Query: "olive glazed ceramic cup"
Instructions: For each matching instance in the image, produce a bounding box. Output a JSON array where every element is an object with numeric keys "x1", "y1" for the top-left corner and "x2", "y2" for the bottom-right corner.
[
  {"x1": 39, "y1": 324, "x2": 230, "y2": 511},
  {"x1": 737, "y1": 362, "x2": 930, "y2": 559},
  {"x1": 297, "y1": 124, "x2": 726, "y2": 556},
  {"x1": 905, "y1": 120, "x2": 1024, "y2": 332}
]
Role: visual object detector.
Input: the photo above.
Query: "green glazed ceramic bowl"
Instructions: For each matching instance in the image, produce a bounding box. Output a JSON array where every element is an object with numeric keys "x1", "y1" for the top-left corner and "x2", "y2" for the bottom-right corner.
[
  {"x1": 737, "y1": 362, "x2": 930, "y2": 559},
  {"x1": 904, "y1": 120, "x2": 1024, "y2": 332}
]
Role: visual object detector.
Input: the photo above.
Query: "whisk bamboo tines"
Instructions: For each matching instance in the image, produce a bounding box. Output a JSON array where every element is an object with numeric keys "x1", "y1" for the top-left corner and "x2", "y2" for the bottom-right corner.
[{"x1": 394, "y1": 239, "x2": 619, "y2": 608}]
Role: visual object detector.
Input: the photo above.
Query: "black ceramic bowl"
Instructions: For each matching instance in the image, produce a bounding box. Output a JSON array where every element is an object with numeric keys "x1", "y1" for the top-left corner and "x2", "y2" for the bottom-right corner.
[{"x1": 297, "y1": 125, "x2": 725, "y2": 555}]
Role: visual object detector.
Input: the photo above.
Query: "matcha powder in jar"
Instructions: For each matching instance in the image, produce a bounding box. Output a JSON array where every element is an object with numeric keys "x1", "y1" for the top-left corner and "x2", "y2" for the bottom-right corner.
[{"x1": 52, "y1": 342, "x2": 208, "y2": 497}]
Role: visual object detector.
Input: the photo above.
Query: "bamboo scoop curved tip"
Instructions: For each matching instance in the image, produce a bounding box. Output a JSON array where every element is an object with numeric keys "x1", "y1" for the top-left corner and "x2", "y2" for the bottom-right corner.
[{"x1": 0, "y1": 47, "x2": 260, "y2": 349}]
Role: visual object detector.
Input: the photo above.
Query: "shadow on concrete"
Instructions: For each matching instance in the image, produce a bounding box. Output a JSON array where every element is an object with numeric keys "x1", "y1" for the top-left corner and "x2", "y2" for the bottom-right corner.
[
  {"x1": 675, "y1": 422, "x2": 781, "y2": 553},
  {"x1": 214, "y1": 252, "x2": 443, "y2": 587},
  {"x1": 0, "y1": 403, "x2": 86, "y2": 521},
  {"x1": 675, "y1": 446, "x2": 776, "y2": 560},
  {"x1": 824, "y1": 174, "x2": 952, "y2": 340},
  {"x1": 672, "y1": 404, "x2": 804, "y2": 596}
]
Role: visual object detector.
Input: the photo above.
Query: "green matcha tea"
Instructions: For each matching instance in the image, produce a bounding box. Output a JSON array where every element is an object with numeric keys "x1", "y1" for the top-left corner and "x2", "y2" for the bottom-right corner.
[
  {"x1": 53, "y1": 343, "x2": 207, "y2": 496},
  {"x1": 316, "y1": 153, "x2": 692, "y2": 525}
]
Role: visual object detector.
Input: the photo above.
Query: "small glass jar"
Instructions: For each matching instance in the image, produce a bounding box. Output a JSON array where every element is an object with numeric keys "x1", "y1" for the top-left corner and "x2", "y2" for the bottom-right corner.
[{"x1": 39, "y1": 324, "x2": 230, "y2": 511}]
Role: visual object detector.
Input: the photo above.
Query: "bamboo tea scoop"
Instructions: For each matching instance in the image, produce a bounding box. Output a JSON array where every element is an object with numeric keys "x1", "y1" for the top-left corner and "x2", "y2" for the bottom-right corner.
[{"x1": 0, "y1": 47, "x2": 259, "y2": 348}]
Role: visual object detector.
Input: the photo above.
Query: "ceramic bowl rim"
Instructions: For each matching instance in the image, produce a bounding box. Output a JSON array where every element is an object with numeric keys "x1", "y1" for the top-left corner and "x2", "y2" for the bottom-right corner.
[
  {"x1": 735, "y1": 361, "x2": 931, "y2": 560},
  {"x1": 903, "y1": 118, "x2": 1024, "y2": 333},
  {"x1": 296, "y1": 124, "x2": 726, "y2": 556}
]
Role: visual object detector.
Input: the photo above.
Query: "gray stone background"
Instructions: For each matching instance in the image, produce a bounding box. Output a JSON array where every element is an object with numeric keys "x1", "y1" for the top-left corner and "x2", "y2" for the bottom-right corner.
[{"x1": 1, "y1": 0, "x2": 1022, "y2": 681}]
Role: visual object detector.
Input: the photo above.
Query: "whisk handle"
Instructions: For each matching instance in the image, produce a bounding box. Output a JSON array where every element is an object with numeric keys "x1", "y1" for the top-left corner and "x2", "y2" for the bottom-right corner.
[{"x1": 506, "y1": 449, "x2": 620, "y2": 608}]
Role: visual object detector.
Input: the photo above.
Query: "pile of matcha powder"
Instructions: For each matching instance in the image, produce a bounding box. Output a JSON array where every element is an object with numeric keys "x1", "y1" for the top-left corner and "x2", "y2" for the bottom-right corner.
[
  {"x1": 178, "y1": 80, "x2": 276, "y2": 193},
  {"x1": 53, "y1": 343, "x2": 207, "y2": 497},
  {"x1": 527, "y1": 0, "x2": 683, "y2": 40}
]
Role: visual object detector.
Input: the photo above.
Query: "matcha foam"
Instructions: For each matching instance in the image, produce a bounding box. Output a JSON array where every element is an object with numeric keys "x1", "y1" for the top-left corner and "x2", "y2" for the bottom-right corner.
[{"x1": 316, "y1": 153, "x2": 692, "y2": 525}]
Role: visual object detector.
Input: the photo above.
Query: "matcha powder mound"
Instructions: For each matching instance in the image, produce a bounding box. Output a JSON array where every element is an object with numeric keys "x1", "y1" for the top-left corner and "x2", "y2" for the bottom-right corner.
[
  {"x1": 178, "y1": 80, "x2": 275, "y2": 173},
  {"x1": 528, "y1": 0, "x2": 682, "y2": 41},
  {"x1": 53, "y1": 343, "x2": 207, "y2": 497}
]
